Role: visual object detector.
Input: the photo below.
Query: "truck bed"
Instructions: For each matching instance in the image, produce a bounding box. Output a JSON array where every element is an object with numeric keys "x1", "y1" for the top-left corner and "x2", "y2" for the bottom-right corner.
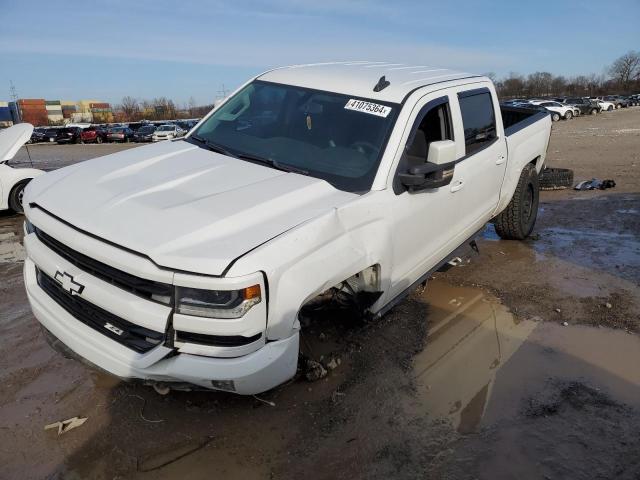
[{"x1": 501, "y1": 105, "x2": 549, "y2": 136}]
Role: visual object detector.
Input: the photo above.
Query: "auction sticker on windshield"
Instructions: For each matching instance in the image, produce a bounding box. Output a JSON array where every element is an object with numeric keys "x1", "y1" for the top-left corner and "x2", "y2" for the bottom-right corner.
[{"x1": 345, "y1": 99, "x2": 392, "y2": 118}]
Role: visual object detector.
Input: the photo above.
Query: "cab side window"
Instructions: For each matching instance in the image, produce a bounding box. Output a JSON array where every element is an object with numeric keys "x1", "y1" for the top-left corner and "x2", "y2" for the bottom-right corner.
[{"x1": 458, "y1": 89, "x2": 496, "y2": 156}]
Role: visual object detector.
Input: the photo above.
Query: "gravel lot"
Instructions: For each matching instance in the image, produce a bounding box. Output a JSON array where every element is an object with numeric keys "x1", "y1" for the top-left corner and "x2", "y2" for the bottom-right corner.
[{"x1": 1, "y1": 109, "x2": 639, "y2": 479}]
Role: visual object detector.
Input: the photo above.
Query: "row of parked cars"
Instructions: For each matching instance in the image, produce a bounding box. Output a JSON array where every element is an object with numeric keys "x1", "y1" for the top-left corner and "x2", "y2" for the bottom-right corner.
[
  {"x1": 28, "y1": 120, "x2": 200, "y2": 145},
  {"x1": 502, "y1": 94, "x2": 640, "y2": 121}
]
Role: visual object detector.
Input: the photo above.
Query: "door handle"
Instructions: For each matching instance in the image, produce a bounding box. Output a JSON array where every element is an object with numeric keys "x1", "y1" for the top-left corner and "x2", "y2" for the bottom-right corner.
[
  {"x1": 496, "y1": 155, "x2": 506, "y2": 165},
  {"x1": 450, "y1": 180, "x2": 464, "y2": 192}
]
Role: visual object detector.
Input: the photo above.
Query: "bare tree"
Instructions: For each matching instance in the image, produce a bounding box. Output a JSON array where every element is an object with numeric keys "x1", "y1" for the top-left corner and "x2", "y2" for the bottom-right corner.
[
  {"x1": 608, "y1": 51, "x2": 640, "y2": 90},
  {"x1": 120, "y1": 96, "x2": 140, "y2": 122}
]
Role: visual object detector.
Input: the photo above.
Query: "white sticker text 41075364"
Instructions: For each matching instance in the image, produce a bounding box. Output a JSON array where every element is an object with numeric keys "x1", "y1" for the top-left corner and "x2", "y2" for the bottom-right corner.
[{"x1": 344, "y1": 99, "x2": 392, "y2": 118}]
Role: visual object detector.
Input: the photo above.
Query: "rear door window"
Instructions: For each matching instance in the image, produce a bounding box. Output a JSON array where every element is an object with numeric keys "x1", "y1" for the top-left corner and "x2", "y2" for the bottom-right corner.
[{"x1": 457, "y1": 89, "x2": 497, "y2": 156}]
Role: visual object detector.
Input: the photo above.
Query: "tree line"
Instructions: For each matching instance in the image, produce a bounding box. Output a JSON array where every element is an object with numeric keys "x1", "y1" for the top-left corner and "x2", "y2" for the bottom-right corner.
[
  {"x1": 114, "y1": 96, "x2": 215, "y2": 122},
  {"x1": 489, "y1": 51, "x2": 640, "y2": 99}
]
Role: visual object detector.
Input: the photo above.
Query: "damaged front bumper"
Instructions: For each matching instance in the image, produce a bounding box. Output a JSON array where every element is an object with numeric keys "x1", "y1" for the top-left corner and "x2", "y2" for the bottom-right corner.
[{"x1": 25, "y1": 258, "x2": 299, "y2": 394}]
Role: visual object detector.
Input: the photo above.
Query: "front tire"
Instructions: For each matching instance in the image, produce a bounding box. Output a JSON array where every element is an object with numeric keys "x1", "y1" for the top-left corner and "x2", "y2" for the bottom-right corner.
[
  {"x1": 551, "y1": 112, "x2": 561, "y2": 122},
  {"x1": 590, "y1": 108, "x2": 598, "y2": 115},
  {"x1": 564, "y1": 111, "x2": 573, "y2": 120},
  {"x1": 8, "y1": 180, "x2": 30, "y2": 214},
  {"x1": 493, "y1": 164, "x2": 539, "y2": 240},
  {"x1": 607, "y1": 105, "x2": 613, "y2": 111}
]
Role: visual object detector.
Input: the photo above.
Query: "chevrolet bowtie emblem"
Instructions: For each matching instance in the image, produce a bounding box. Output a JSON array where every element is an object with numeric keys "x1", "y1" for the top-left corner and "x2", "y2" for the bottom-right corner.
[{"x1": 54, "y1": 271, "x2": 85, "y2": 296}]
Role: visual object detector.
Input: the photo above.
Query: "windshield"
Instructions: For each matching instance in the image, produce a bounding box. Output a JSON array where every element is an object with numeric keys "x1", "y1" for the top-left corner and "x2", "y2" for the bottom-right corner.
[
  {"x1": 138, "y1": 126, "x2": 155, "y2": 133},
  {"x1": 157, "y1": 125, "x2": 174, "y2": 131},
  {"x1": 190, "y1": 80, "x2": 399, "y2": 192}
]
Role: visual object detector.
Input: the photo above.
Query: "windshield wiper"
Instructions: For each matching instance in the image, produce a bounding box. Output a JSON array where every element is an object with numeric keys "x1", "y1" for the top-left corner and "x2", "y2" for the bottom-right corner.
[
  {"x1": 189, "y1": 134, "x2": 237, "y2": 158},
  {"x1": 235, "y1": 152, "x2": 309, "y2": 175}
]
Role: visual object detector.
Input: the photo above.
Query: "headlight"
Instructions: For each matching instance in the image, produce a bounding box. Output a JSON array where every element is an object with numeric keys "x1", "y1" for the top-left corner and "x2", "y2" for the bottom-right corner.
[
  {"x1": 176, "y1": 285, "x2": 261, "y2": 319},
  {"x1": 24, "y1": 219, "x2": 35, "y2": 234}
]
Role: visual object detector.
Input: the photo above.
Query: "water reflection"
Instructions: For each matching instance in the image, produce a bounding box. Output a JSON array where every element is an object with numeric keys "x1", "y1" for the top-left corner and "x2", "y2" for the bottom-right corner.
[{"x1": 413, "y1": 280, "x2": 537, "y2": 433}]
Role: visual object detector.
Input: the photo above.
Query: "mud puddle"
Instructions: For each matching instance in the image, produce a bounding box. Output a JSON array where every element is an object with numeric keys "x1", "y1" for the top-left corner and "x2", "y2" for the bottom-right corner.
[
  {"x1": 0, "y1": 216, "x2": 26, "y2": 263},
  {"x1": 414, "y1": 280, "x2": 640, "y2": 479}
]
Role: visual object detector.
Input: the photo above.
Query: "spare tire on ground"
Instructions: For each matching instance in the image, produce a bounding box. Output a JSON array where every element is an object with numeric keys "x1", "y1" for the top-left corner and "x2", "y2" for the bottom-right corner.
[{"x1": 539, "y1": 167, "x2": 574, "y2": 190}]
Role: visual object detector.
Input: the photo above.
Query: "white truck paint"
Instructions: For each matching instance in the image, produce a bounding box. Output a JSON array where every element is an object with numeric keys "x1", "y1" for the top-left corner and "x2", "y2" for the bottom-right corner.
[
  {"x1": 0, "y1": 124, "x2": 45, "y2": 212},
  {"x1": 23, "y1": 62, "x2": 552, "y2": 394}
]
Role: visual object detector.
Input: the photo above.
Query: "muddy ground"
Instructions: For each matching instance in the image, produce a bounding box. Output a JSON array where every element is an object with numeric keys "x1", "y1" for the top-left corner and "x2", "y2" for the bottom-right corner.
[{"x1": 1, "y1": 108, "x2": 639, "y2": 479}]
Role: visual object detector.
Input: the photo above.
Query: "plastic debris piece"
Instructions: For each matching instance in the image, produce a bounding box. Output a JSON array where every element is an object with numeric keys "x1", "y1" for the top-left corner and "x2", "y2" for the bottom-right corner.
[{"x1": 44, "y1": 416, "x2": 87, "y2": 435}]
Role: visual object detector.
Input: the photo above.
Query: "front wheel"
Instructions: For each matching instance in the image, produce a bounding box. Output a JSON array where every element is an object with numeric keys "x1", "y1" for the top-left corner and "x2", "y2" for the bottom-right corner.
[
  {"x1": 493, "y1": 164, "x2": 539, "y2": 240},
  {"x1": 96, "y1": 136, "x2": 103, "y2": 144},
  {"x1": 564, "y1": 111, "x2": 573, "y2": 120},
  {"x1": 551, "y1": 112, "x2": 561, "y2": 122},
  {"x1": 590, "y1": 108, "x2": 598, "y2": 115},
  {"x1": 8, "y1": 180, "x2": 30, "y2": 214},
  {"x1": 607, "y1": 105, "x2": 613, "y2": 111}
]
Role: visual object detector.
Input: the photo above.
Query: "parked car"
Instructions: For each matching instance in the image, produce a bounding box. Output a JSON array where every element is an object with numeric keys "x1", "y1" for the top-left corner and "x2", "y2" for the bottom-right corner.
[
  {"x1": 29, "y1": 128, "x2": 47, "y2": 144},
  {"x1": 133, "y1": 125, "x2": 156, "y2": 142},
  {"x1": 529, "y1": 100, "x2": 573, "y2": 121},
  {"x1": 603, "y1": 95, "x2": 629, "y2": 109},
  {"x1": 152, "y1": 124, "x2": 184, "y2": 142},
  {"x1": 0, "y1": 124, "x2": 44, "y2": 213},
  {"x1": 625, "y1": 95, "x2": 639, "y2": 106},
  {"x1": 107, "y1": 127, "x2": 134, "y2": 143},
  {"x1": 590, "y1": 98, "x2": 615, "y2": 111},
  {"x1": 56, "y1": 127, "x2": 83, "y2": 144},
  {"x1": 42, "y1": 128, "x2": 58, "y2": 143},
  {"x1": 80, "y1": 126, "x2": 106, "y2": 144},
  {"x1": 560, "y1": 97, "x2": 600, "y2": 116},
  {"x1": 23, "y1": 63, "x2": 552, "y2": 395}
]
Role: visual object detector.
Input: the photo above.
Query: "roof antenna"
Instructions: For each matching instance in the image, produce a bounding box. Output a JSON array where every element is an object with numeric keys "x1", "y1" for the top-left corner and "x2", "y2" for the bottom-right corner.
[{"x1": 373, "y1": 75, "x2": 390, "y2": 92}]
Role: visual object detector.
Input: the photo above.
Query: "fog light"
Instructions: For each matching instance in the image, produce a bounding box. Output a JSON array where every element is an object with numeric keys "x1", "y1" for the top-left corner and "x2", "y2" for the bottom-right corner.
[{"x1": 211, "y1": 379, "x2": 236, "y2": 392}]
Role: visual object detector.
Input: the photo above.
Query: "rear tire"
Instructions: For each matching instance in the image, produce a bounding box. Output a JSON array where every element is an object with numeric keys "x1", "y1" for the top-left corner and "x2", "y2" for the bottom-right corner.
[
  {"x1": 608, "y1": 105, "x2": 613, "y2": 111},
  {"x1": 8, "y1": 180, "x2": 30, "y2": 214},
  {"x1": 96, "y1": 136, "x2": 103, "y2": 144},
  {"x1": 564, "y1": 111, "x2": 573, "y2": 120},
  {"x1": 493, "y1": 164, "x2": 539, "y2": 240}
]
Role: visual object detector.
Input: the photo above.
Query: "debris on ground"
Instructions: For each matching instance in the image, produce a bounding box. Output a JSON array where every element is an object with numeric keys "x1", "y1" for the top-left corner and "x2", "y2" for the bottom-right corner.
[
  {"x1": 574, "y1": 178, "x2": 616, "y2": 190},
  {"x1": 305, "y1": 359, "x2": 328, "y2": 382},
  {"x1": 44, "y1": 416, "x2": 87, "y2": 435},
  {"x1": 562, "y1": 322, "x2": 569, "y2": 326},
  {"x1": 605, "y1": 302, "x2": 612, "y2": 309},
  {"x1": 326, "y1": 357, "x2": 341, "y2": 371},
  {"x1": 539, "y1": 167, "x2": 574, "y2": 190}
]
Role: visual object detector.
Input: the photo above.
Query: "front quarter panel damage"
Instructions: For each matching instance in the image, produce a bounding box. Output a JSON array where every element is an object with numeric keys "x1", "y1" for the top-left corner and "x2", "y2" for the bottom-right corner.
[{"x1": 227, "y1": 193, "x2": 393, "y2": 340}]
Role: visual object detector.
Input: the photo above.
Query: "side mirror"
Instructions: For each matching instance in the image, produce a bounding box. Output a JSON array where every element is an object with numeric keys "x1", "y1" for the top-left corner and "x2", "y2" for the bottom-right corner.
[
  {"x1": 426, "y1": 140, "x2": 456, "y2": 165},
  {"x1": 398, "y1": 140, "x2": 457, "y2": 191}
]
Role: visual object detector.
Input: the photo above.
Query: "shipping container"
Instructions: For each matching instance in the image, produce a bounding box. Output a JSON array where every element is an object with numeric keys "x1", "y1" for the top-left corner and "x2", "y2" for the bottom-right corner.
[
  {"x1": 45, "y1": 100, "x2": 61, "y2": 106},
  {"x1": 0, "y1": 107, "x2": 12, "y2": 122},
  {"x1": 46, "y1": 104, "x2": 63, "y2": 110},
  {"x1": 18, "y1": 99, "x2": 45, "y2": 105},
  {"x1": 0, "y1": 101, "x2": 8, "y2": 107}
]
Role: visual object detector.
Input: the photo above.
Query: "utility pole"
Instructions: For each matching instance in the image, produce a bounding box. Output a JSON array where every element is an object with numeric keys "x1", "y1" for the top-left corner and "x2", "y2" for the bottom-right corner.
[
  {"x1": 9, "y1": 80, "x2": 20, "y2": 122},
  {"x1": 216, "y1": 84, "x2": 229, "y2": 101}
]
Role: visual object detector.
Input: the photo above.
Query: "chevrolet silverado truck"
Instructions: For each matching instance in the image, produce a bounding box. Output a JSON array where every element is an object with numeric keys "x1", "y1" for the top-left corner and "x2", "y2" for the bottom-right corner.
[{"x1": 22, "y1": 62, "x2": 551, "y2": 395}]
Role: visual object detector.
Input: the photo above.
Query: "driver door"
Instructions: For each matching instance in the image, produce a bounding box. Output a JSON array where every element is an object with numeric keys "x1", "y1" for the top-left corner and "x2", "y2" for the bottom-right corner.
[{"x1": 388, "y1": 93, "x2": 465, "y2": 299}]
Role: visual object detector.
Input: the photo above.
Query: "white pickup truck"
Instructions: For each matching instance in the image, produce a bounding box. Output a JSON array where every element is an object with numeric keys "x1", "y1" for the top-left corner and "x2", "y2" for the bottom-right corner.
[{"x1": 22, "y1": 62, "x2": 551, "y2": 394}]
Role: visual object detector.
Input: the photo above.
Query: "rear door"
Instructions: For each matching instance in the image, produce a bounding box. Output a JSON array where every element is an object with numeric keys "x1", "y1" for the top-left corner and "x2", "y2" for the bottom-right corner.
[{"x1": 449, "y1": 87, "x2": 508, "y2": 237}]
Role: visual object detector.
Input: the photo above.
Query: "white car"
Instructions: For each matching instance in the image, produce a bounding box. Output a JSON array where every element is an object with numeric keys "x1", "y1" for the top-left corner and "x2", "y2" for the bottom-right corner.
[
  {"x1": 591, "y1": 98, "x2": 615, "y2": 112},
  {"x1": 0, "y1": 124, "x2": 45, "y2": 213},
  {"x1": 22, "y1": 62, "x2": 552, "y2": 395},
  {"x1": 152, "y1": 124, "x2": 184, "y2": 142},
  {"x1": 529, "y1": 100, "x2": 574, "y2": 121}
]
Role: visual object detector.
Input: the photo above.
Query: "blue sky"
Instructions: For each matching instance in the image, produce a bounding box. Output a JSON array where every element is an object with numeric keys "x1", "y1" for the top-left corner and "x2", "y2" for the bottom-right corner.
[{"x1": 1, "y1": 0, "x2": 638, "y2": 105}]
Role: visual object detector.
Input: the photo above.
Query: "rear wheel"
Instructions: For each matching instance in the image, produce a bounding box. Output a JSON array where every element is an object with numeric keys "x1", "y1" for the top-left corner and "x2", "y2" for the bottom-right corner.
[
  {"x1": 607, "y1": 105, "x2": 613, "y2": 111},
  {"x1": 493, "y1": 164, "x2": 539, "y2": 240},
  {"x1": 96, "y1": 136, "x2": 103, "y2": 144},
  {"x1": 564, "y1": 111, "x2": 573, "y2": 120},
  {"x1": 8, "y1": 180, "x2": 30, "y2": 214}
]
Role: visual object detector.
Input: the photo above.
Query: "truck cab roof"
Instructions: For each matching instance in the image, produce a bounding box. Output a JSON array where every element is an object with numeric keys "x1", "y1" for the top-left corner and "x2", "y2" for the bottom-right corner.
[{"x1": 258, "y1": 62, "x2": 482, "y2": 103}]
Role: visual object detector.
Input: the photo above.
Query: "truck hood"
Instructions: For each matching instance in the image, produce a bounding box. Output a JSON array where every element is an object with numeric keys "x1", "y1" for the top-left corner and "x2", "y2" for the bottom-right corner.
[
  {"x1": 26, "y1": 140, "x2": 357, "y2": 275},
  {"x1": 0, "y1": 123, "x2": 33, "y2": 162}
]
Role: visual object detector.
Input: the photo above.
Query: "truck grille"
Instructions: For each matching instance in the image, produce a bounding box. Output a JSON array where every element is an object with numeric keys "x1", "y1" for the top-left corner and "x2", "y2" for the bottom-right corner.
[
  {"x1": 37, "y1": 268, "x2": 164, "y2": 353},
  {"x1": 34, "y1": 227, "x2": 173, "y2": 303}
]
